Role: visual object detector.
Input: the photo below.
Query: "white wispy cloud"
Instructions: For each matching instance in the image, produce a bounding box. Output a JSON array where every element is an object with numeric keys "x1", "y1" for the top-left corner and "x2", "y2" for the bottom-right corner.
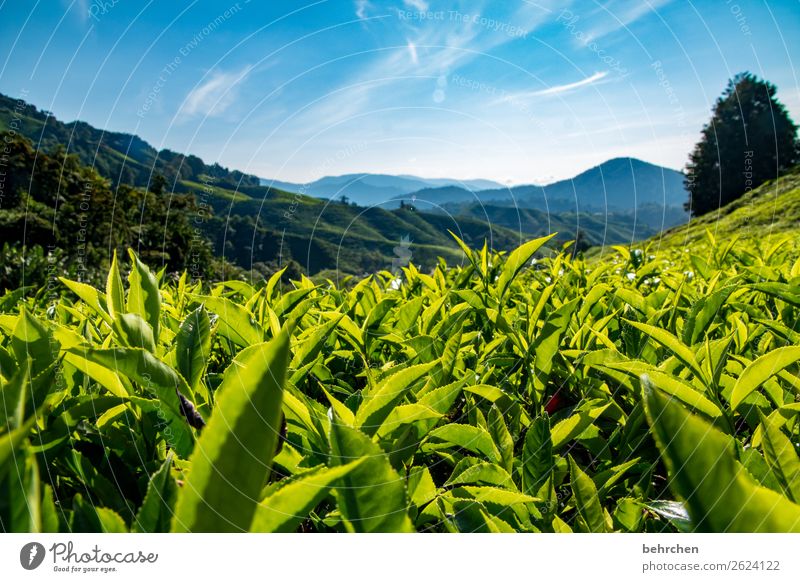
[
  {"x1": 293, "y1": 0, "x2": 558, "y2": 132},
  {"x1": 532, "y1": 71, "x2": 609, "y2": 96},
  {"x1": 581, "y1": 0, "x2": 674, "y2": 44},
  {"x1": 355, "y1": 0, "x2": 370, "y2": 19},
  {"x1": 403, "y1": 0, "x2": 429, "y2": 10},
  {"x1": 492, "y1": 71, "x2": 609, "y2": 105},
  {"x1": 406, "y1": 40, "x2": 419, "y2": 65},
  {"x1": 178, "y1": 65, "x2": 253, "y2": 119}
]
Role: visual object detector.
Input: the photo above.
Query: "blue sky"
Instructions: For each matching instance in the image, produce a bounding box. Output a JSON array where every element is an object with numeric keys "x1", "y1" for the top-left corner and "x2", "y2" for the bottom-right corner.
[{"x1": 1, "y1": 0, "x2": 798, "y2": 185}]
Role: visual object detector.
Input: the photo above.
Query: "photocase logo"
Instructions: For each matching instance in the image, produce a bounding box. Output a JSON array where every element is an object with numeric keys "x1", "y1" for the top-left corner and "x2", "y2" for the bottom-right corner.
[{"x1": 20, "y1": 542, "x2": 46, "y2": 570}]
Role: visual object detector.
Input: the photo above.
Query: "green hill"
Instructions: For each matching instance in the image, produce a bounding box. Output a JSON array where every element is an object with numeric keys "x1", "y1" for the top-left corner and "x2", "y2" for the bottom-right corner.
[
  {"x1": 200, "y1": 183, "x2": 532, "y2": 277},
  {"x1": 645, "y1": 168, "x2": 800, "y2": 251},
  {"x1": 0, "y1": 93, "x2": 259, "y2": 191},
  {"x1": 449, "y1": 203, "x2": 658, "y2": 246}
]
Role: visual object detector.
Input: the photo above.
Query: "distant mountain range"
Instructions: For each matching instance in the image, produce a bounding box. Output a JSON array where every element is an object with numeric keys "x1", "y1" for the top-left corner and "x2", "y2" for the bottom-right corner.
[
  {"x1": 264, "y1": 157, "x2": 690, "y2": 233},
  {"x1": 265, "y1": 158, "x2": 687, "y2": 213},
  {"x1": 420, "y1": 157, "x2": 689, "y2": 233},
  {"x1": 260, "y1": 174, "x2": 505, "y2": 206},
  {"x1": 409, "y1": 157, "x2": 687, "y2": 211}
]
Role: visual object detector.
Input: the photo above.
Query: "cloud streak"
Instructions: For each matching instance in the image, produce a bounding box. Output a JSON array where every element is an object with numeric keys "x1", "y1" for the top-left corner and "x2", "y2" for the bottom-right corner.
[
  {"x1": 403, "y1": 0, "x2": 429, "y2": 10},
  {"x1": 532, "y1": 71, "x2": 609, "y2": 96},
  {"x1": 291, "y1": 0, "x2": 558, "y2": 134},
  {"x1": 492, "y1": 71, "x2": 609, "y2": 106},
  {"x1": 179, "y1": 65, "x2": 253, "y2": 119},
  {"x1": 582, "y1": 0, "x2": 674, "y2": 43},
  {"x1": 407, "y1": 40, "x2": 419, "y2": 64},
  {"x1": 355, "y1": 0, "x2": 370, "y2": 19}
]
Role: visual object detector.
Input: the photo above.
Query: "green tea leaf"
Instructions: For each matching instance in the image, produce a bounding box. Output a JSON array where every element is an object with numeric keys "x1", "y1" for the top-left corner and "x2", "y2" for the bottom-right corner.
[
  {"x1": 682, "y1": 285, "x2": 737, "y2": 345},
  {"x1": 642, "y1": 375, "x2": 800, "y2": 532},
  {"x1": 453, "y1": 485, "x2": 538, "y2": 506},
  {"x1": 172, "y1": 330, "x2": 290, "y2": 532},
  {"x1": 175, "y1": 306, "x2": 211, "y2": 392},
  {"x1": 606, "y1": 364, "x2": 722, "y2": 419},
  {"x1": 487, "y1": 405, "x2": 514, "y2": 473},
  {"x1": 114, "y1": 312, "x2": 156, "y2": 353},
  {"x1": 445, "y1": 462, "x2": 515, "y2": 489},
  {"x1": 106, "y1": 250, "x2": 125, "y2": 321},
  {"x1": 61, "y1": 351, "x2": 128, "y2": 398},
  {"x1": 251, "y1": 459, "x2": 365, "y2": 533},
  {"x1": 0, "y1": 446, "x2": 40, "y2": 532},
  {"x1": 355, "y1": 361, "x2": 437, "y2": 436},
  {"x1": 645, "y1": 500, "x2": 692, "y2": 532},
  {"x1": 71, "y1": 494, "x2": 128, "y2": 533},
  {"x1": 193, "y1": 295, "x2": 262, "y2": 347},
  {"x1": 760, "y1": 414, "x2": 800, "y2": 503},
  {"x1": 569, "y1": 455, "x2": 608, "y2": 532},
  {"x1": 59, "y1": 278, "x2": 111, "y2": 324},
  {"x1": 408, "y1": 465, "x2": 437, "y2": 508},
  {"x1": 551, "y1": 403, "x2": 609, "y2": 450},
  {"x1": 496, "y1": 234, "x2": 557, "y2": 299},
  {"x1": 426, "y1": 424, "x2": 500, "y2": 463},
  {"x1": 375, "y1": 403, "x2": 442, "y2": 438},
  {"x1": 127, "y1": 249, "x2": 161, "y2": 341},
  {"x1": 11, "y1": 309, "x2": 59, "y2": 377},
  {"x1": 533, "y1": 298, "x2": 579, "y2": 395},
  {"x1": 132, "y1": 455, "x2": 177, "y2": 533},
  {"x1": 291, "y1": 314, "x2": 342, "y2": 369},
  {"x1": 0, "y1": 360, "x2": 29, "y2": 430},
  {"x1": 626, "y1": 320, "x2": 707, "y2": 383},
  {"x1": 731, "y1": 346, "x2": 800, "y2": 411},
  {"x1": 65, "y1": 346, "x2": 186, "y2": 413},
  {"x1": 448, "y1": 499, "x2": 515, "y2": 532},
  {"x1": 522, "y1": 415, "x2": 553, "y2": 495},
  {"x1": 40, "y1": 484, "x2": 60, "y2": 533},
  {"x1": 328, "y1": 419, "x2": 414, "y2": 532},
  {"x1": 0, "y1": 416, "x2": 36, "y2": 482}
]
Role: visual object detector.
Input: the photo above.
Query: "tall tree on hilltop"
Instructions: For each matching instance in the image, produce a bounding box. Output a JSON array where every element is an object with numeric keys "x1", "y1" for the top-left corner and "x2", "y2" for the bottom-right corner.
[{"x1": 685, "y1": 73, "x2": 798, "y2": 216}]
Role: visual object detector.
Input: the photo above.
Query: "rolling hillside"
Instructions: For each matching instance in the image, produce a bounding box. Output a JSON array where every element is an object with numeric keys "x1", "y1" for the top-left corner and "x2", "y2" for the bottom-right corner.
[
  {"x1": 201, "y1": 184, "x2": 531, "y2": 277},
  {"x1": 644, "y1": 167, "x2": 800, "y2": 251},
  {"x1": 0, "y1": 92, "x2": 259, "y2": 191},
  {"x1": 0, "y1": 101, "x2": 533, "y2": 279},
  {"x1": 448, "y1": 204, "x2": 657, "y2": 247}
]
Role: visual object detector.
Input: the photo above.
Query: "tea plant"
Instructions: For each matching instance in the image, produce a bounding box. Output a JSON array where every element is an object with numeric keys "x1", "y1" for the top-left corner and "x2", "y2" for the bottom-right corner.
[{"x1": 1, "y1": 232, "x2": 800, "y2": 533}]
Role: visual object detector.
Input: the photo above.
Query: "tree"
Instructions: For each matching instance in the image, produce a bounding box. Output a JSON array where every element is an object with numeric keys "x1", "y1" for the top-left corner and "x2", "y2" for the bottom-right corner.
[
  {"x1": 149, "y1": 173, "x2": 168, "y2": 196},
  {"x1": 685, "y1": 73, "x2": 798, "y2": 216}
]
